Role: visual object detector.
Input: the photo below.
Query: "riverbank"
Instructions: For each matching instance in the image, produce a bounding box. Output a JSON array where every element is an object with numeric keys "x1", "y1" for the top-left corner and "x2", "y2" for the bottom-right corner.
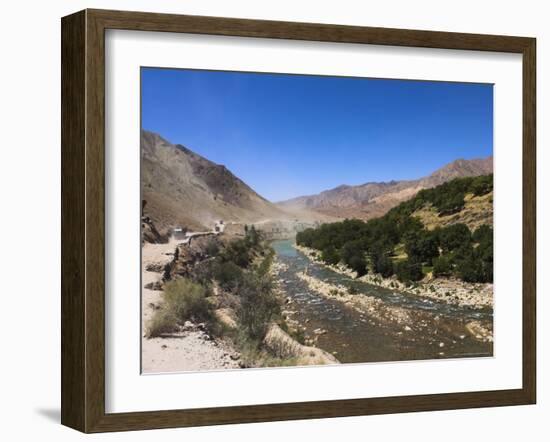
[
  {"x1": 296, "y1": 271, "x2": 413, "y2": 326},
  {"x1": 142, "y1": 235, "x2": 339, "y2": 372},
  {"x1": 296, "y1": 264, "x2": 492, "y2": 343},
  {"x1": 295, "y1": 244, "x2": 493, "y2": 310}
]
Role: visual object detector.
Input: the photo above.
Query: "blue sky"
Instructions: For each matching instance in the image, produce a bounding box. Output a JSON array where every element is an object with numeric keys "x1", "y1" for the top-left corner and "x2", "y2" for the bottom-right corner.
[{"x1": 141, "y1": 68, "x2": 493, "y2": 202}]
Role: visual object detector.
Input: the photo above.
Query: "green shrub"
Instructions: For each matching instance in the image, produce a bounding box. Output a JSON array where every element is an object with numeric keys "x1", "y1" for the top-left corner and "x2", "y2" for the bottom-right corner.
[
  {"x1": 395, "y1": 259, "x2": 423, "y2": 283},
  {"x1": 236, "y1": 273, "x2": 280, "y2": 341},
  {"x1": 436, "y1": 223, "x2": 471, "y2": 253},
  {"x1": 321, "y1": 246, "x2": 340, "y2": 265},
  {"x1": 221, "y1": 239, "x2": 253, "y2": 268},
  {"x1": 404, "y1": 230, "x2": 439, "y2": 265},
  {"x1": 433, "y1": 255, "x2": 452, "y2": 277},
  {"x1": 340, "y1": 240, "x2": 364, "y2": 266},
  {"x1": 245, "y1": 225, "x2": 261, "y2": 247},
  {"x1": 374, "y1": 254, "x2": 394, "y2": 277},
  {"x1": 213, "y1": 260, "x2": 244, "y2": 291},
  {"x1": 256, "y1": 249, "x2": 274, "y2": 277},
  {"x1": 473, "y1": 224, "x2": 493, "y2": 244},
  {"x1": 470, "y1": 174, "x2": 493, "y2": 196},
  {"x1": 204, "y1": 238, "x2": 220, "y2": 256},
  {"x1": 146, "y1": 308, "x2": 178, "y2": 338},
  {"x1": 163, "y1": 278, "x2": 213, "y2": 323},
  {"x1": 348, "y1": 254, "x2": 367, "y2": 276}
]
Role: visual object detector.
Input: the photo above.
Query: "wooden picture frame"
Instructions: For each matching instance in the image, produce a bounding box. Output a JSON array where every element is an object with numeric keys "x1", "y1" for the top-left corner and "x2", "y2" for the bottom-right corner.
[{"x1": 61, "y1": 9, "x2": 536, "y2": 433}]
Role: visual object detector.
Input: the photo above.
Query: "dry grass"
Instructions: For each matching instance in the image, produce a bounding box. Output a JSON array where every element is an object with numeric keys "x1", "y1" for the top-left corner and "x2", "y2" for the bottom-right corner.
[{"x1": 412, "y1": 192, "x2": 493, "y2": 231}]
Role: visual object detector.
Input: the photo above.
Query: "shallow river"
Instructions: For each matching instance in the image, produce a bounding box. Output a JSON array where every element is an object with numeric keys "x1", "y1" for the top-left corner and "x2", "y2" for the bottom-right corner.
[{"x1": 272, "y1": 239, "x2": 493, "y2": 363}]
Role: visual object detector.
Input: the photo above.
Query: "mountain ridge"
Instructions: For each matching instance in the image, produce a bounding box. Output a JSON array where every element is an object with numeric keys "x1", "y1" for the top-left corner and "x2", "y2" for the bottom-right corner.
[
  {"x1": 141, "y1": 130, "x2": 290, "y2": 233},
  {"x1": 141, "y1": 129, "x2": 492, "y2": 232},
  {"x1": 277, "y1": 155, "x2": 493, "y2": 220}
]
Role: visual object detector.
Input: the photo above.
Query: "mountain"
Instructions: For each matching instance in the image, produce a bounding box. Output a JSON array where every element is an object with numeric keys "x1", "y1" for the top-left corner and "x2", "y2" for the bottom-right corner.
[
  {"x1": 277, "y1": 156, "x2": 493, "y2": 220},
  {"x1": 141, "y1": 130, "x2": 291, "y2": 232}
]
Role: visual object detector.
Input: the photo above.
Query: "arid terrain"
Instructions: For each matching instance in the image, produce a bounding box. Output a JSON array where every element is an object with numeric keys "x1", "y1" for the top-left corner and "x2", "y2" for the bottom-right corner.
[
  {"x1": 141, "y1": 130, "x2": 494, "y2": 372},
  {"x1": 141, "y1": 130, "x2": 332, "y2": 235}
]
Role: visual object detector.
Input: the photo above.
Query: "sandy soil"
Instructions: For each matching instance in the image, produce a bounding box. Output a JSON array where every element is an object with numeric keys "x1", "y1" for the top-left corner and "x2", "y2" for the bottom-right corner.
[
  {"x1": 141, "y1": 239, "x2": 239, "y2": 373},
  {"x1": 142, "y1": 330, "x2": 239, "y2": 373}
]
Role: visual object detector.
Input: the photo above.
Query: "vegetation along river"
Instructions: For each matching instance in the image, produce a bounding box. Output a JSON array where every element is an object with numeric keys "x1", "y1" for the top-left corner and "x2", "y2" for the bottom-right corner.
[{"x1": 271, "y1": 239, "x2": 493, "y2": 363}]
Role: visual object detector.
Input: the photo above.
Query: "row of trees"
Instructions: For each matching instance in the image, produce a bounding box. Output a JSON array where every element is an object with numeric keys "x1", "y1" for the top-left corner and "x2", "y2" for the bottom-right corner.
[{"x1": 296, "y1": 175, "x2": 493, "y2": 284}]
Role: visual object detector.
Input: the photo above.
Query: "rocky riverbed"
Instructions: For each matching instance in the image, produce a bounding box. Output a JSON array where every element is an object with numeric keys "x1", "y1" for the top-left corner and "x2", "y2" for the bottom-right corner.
[
  {"x1": 295, "y1": 245, "x2": 493, "y2": 309},
  {"x1": 272, "y1": 239, "x2": 493, "y2": 363}
]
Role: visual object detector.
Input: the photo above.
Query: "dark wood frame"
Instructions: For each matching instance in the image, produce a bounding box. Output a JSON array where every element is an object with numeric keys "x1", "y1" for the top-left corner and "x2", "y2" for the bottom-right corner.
[{"x1": 61, "y1": 8, "x2": 536, "y2": 433}]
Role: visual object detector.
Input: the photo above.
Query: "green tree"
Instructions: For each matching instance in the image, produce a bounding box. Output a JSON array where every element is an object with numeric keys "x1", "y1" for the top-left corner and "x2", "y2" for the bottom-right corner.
[
  {"x1": 404, "y1": 230, "x2": 439, "y2": 265},
  {"x1": 473, "y1": 224, "x2": 493, "y2": 244},
  {"x1": 395, "y1": 259, "x2": 423, "y2": 283},
  {"x1": 437, "y1": 223, "x2": 471, "y2": 253},
  {"x1": 348, "y1": 254, "x2": 367, "y2": 277},
  {"x1": 212, "y1": 260, "x2": 244, "y2": 291},
  {"x1": 321, "y1": 246, "x2": 340, "y2": 265},
  {"x1": 433, "y1": 255, "x2": 452, "y2": 277},
  {"x1": 374, "y1": 254, "x2": 394, "y2": 277},
  {"x1": 236, "y1": 273, "x2": 280, "y2": 341}
]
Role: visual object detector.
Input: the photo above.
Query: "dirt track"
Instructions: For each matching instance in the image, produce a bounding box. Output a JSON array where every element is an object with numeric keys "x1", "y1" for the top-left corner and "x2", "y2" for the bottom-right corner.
[{"x1": 141, "y1": 239, "x2": 239, "y2": 373}]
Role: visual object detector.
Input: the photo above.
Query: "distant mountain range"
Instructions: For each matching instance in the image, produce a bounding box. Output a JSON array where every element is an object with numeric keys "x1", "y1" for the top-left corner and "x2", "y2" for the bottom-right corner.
[
  {"x1": 277, "y1": 156, "x2": 492, "y2": 220},
  {"x1": 141, "y1": 130, "x2": 492, "y2": 232}
]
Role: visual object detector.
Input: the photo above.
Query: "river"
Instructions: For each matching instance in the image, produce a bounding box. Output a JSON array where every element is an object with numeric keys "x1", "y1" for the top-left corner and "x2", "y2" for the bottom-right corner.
[{"x1": 272, "y1": 239, "x2": 493, "y2": 363}]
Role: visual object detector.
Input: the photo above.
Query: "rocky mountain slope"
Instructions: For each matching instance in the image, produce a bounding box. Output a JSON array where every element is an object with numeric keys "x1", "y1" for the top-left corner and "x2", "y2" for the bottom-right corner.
[
  {"x1": 278, "y1": 156, "x2": 493, "y2": 220},
  {"x1": 141, "y1": 130, "x2": 290, "y2": 232}
]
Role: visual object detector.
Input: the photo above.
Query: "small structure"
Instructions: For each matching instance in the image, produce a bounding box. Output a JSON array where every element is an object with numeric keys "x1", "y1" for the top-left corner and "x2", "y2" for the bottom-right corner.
[
  {"x1": 172, "y1": 227, "x2": 186, "y2": 240},
  {"x1": 214, "y1": 220, "x2": 225, "y2": 234}
]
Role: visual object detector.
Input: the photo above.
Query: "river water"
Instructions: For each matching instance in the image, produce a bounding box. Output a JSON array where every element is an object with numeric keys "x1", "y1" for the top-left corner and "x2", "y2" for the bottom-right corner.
[{"x1": 272, "y1": 239, "x2": 493, "y2": 363}]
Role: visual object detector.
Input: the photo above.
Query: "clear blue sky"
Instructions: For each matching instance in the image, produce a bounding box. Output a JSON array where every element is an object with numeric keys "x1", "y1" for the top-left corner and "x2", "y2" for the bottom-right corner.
[{"x1": 141, "y1": 68, "x2": 493, "y2": 202}]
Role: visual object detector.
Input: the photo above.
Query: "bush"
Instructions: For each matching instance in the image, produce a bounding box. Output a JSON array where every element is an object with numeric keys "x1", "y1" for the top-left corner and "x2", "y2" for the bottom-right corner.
[
  {"x1": 321, "y1": 246, "x2": 340, "y2": 265},
  {"x1": 436, "y1": 223, "x2": 471, "y2": 253},
  {"x1": 347, "y1": 254, "x2": 366, "y2": 276},
  {"x1": 213, "y1": 260, "x2": 244, "y2": 291},
  {"x1": 204, "y1": 238, "x2": 220, "y2": 257},
  {"x1": 395, "y1": 259, "x2": 423, "y2": 283},
  {"x1": 373, "y1": 253, "x2": 394, "y2": 277},
  {"x1": 221, "y1": 239, "x2": 253, "y2": 268},
  {"x1": 340, "y1": 240, "x2": 363, "y2": 265},
  {"x1": 162, "y1": 278, "x2": 213, "y2": 323},
  {"x1": 470, "y1": 175, "x2": 493, "y2": 196},
  {"x1": 453, "y1": 243, "x2": 493, "y2": 283},
  {"x1": 456, "y1": 258, "x2": 483, "y2": 283},
  {"x1": 146, "y1": 308, "x2": 178, "y2": 338},
  {"x1": 473, "y1": 224, "x2": 493, "y2": 244},
  {"x1": 256, "y1": 249, "x2": 275, "y2": 277},
  {"x1": 433, "y1": 255, "x2": 452, "y2": 277},
  {"x1": 404, "y1": 230, "x2": 439, "y2": 265},
  {"x1": 236, "y1": 273, "x2": 280, "y2": 341},
  {"x1": 245, "y1": 225, "x2": 261, "y2": 247},
  {"x1": 437, "y1": 193, "x2": 465, "y2": 216}
]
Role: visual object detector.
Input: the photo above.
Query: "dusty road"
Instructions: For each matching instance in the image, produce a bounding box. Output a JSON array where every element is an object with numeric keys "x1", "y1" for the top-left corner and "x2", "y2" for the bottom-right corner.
[{"x1": 141, "y1": 239, "x2": 239, "y2": 373}]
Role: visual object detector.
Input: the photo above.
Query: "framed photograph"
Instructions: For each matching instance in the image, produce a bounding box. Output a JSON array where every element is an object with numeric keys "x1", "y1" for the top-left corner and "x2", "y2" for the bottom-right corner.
[{"x1": 61, "y1": 9, "x2": 536, "y2": 433}]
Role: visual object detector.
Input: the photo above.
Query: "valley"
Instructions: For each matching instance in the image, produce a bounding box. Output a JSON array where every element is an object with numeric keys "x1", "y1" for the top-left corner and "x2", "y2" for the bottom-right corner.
[{"x1": 141, "y1": 129, "x2": 494, "y2": 372}]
